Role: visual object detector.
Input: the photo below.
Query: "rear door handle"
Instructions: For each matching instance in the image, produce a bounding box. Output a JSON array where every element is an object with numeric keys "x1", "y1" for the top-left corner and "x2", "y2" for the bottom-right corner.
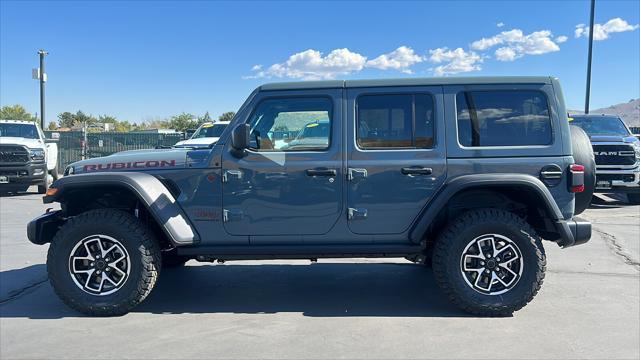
[
  {"x1": 401, "y1": 166, "x2": 433, "y2": 176},
  {"x1": 306, "y1": 168, "x2": 337, "y2": 177}
]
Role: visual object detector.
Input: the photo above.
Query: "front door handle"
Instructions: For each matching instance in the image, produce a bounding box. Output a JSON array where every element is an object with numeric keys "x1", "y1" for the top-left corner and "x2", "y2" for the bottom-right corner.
[
  {"x1": 306, "y1": 168, "x2": 337, "y2": 177},
  {"x1": 401, "y1": 166, "x2": 433, "y2": 176}
]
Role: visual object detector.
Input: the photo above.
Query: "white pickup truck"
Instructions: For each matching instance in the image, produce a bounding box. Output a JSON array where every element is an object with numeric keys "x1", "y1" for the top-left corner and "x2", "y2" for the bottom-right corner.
[{"x1": 0, "y1": 120, "x2": 58, "y2": 193}]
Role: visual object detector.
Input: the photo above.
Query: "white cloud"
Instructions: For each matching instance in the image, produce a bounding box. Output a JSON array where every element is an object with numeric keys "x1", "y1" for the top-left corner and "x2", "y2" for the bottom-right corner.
[
  {"x1": 247, "y1": 48, "x2": 367, "y2": 80},
  {"x1": 428, "y1": 47, "x2": 482, "y2": 76},
  {"x1": 497, "y1": 22, "x2": 504, "y2": 28},
  {"x1": 575, "y1": 17, "x2": 639, "y2": 41},
  {"x1": 365, "y1": 46, "x2": 424, "y2": 73},
  {"x1": 495, "y1": 47, "x2": 517, "y2": 61},
  {"x1": 251, "y1": 64, "x2": 262, "y2": 71},
  {"x1": 471, "y1": 28, "x2": 562, "y2": 61},
  {"x1": 555, "y1": 35, "x2": 568, "y2": 43}
]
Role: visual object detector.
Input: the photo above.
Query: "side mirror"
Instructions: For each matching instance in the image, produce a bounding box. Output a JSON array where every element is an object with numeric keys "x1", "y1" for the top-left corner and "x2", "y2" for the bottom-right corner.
[{"x1": 230, "y1": 124, "x2": 250, "y2": 157}]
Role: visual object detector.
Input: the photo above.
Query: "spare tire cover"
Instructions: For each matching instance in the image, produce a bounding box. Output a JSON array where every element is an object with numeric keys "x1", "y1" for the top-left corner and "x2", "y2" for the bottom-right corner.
[{"x1": 570, "y1": 125, "x2": 596, "y2": 215}]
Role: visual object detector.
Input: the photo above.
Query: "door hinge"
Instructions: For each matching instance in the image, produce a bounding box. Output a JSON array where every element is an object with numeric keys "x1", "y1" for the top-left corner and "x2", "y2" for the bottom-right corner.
[
  {"x1": 222, "y1": 170, "x2": 242, "y2": 183},
  {"x1": 348, "y1": 207, "x2": 368, "y2": 220},
  {"x1": 347, "y1": 168, "x2": 367, "y2": 181}
]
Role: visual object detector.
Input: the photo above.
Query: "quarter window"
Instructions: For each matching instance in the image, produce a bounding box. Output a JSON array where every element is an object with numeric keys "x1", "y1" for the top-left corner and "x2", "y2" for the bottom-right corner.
[
  {"x1": 357, "y1": 94, "x2": 435, "y2": 149},
  {"x1": 456, "y1": 90, "x2": 552, "y2": 147},
  {"x1": 247, "y1": 97, "x2": 332, "y2": 151}
]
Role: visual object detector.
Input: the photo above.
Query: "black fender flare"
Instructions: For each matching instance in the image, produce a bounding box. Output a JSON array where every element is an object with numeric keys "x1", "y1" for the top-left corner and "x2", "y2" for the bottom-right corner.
[
  {"x1": 44, "y1": 172, "x2": 199, "y2": 246},
  {"x1": 409, "y1": 173, "x2": 565, "y2": 243}
]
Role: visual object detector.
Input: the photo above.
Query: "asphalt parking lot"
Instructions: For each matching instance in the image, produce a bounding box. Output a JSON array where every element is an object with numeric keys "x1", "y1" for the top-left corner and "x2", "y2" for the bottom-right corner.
[{"x1": 1, "y1": 188, "x2": 639, "y2": 359}]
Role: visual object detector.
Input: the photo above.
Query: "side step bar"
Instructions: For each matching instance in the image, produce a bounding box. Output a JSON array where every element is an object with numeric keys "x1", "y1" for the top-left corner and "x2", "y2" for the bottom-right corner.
[{"x1": 177, "y1": 244, "x2": 423, "y2": 261}]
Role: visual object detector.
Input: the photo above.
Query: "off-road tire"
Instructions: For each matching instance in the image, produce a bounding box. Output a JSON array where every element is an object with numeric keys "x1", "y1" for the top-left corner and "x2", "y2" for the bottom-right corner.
[
  {"x1": 161, "y1": 250, "x2": 189, "y2": 268},
  {"x1": 432, "y1": 209, "x2": 546, "y2": 316},
  {"x1": 47, "y1": 209, "x2": 161, "y2": 316},
  {"x1": 627, "y1": 193, "x2": 640, "y2": 205}
]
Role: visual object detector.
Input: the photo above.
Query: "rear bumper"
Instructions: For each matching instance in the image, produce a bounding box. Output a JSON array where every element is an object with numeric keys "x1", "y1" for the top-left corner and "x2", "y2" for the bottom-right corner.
[{"x1": 555, "y1": 216, "x2": 592, "y2": 248}]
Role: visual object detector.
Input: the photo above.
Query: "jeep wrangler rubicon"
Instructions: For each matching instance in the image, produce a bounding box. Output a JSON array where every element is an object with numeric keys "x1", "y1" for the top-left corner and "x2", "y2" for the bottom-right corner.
[{"x1": 28, "y1": 77, "x2": 594, "y2": 316}]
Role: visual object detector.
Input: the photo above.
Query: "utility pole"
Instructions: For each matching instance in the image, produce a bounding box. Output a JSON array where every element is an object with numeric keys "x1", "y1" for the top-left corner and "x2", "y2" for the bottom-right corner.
[
  {"x1": 585, "y1": 0, "x2": 595, "y2": 114},
  {"x1": 37, "y1": 50, "x2": 48, "y2": 129}
]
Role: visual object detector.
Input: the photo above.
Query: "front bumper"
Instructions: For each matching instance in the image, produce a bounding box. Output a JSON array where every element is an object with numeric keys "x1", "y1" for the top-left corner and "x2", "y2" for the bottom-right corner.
[
  {"x1": 0, "y1": 162, "x2": 47, "y2": 186},
  {"x1": 594, "y1": 160, "x2": 640, "y2": 193},
  {"x1": 555, "y1": 216, "x2": 592, "y2": 248},
  {"x1": 27, "y1": 210, "x2": 63, "y2": 245}
]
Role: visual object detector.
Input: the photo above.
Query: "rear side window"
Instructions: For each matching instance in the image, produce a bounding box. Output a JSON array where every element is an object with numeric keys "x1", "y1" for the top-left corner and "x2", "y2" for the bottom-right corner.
[
  {"x1": 357, "y1": 94, "x2": 435, "y2": 149},
  {"x1": 456, "y1": 90, "x2": 552, "y2": 147}
]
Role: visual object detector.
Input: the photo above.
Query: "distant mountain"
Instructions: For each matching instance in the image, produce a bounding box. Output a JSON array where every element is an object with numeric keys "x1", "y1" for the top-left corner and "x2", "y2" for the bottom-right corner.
[{"x1": 570, "y1": 98, "x2": 640, "y2": 127}]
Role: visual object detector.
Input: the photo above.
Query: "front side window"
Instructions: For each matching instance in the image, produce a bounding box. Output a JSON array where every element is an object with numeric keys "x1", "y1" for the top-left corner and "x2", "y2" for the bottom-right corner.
[
  {"x1": 357, "y1": 94, "x2": 435, "y2": 149},
  {"x1": 456, "y1": 90, "x2": 552, "y2": 147},
  {"x1": 247, "y1": 97, "x2": 332, "y2": 151}
]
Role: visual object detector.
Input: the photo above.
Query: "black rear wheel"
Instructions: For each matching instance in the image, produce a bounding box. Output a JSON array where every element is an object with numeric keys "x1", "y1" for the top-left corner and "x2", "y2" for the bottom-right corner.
[{"x1": 432, "y1": 209, "x2": 546, "y2": 316}]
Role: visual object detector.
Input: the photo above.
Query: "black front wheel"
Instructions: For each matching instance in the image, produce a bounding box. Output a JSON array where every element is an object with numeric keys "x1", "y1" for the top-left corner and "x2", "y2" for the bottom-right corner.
[
  {"x1": 47, "y1": 209, "x2": 161, "y2": 316},
  {"x1": 432, "y1": 209, "x2": 546, "y2": 316}
]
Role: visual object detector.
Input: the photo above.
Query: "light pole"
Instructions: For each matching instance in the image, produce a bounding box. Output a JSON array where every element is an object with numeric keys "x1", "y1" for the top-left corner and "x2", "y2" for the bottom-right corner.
[
  {"x1": 585, "y1": 0, "x2": 595, "y2": 114},
  {"x1": 37, "y1": 50, "x2": 48, "y2": 129}
]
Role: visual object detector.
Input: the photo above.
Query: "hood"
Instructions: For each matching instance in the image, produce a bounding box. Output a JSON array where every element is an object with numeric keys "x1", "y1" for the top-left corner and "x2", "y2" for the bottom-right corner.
[
  {"x1": 0, "y1": 137, "x2": 45, "y2": 149},
  {"x1": 69, "y1": 148, "x2": 189, "y2": 174},
  {"x1": 589, "y1": 135, "x2": 639, "y2": 144},
  {"x1": 173, "y1": 137, "x2": 220, "y2": 148}
]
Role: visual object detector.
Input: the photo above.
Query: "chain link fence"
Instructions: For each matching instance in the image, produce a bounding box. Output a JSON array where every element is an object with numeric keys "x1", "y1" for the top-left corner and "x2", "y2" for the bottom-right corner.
[{"x1": 44, "y1": 131, "x2": 183, "y2": 173}]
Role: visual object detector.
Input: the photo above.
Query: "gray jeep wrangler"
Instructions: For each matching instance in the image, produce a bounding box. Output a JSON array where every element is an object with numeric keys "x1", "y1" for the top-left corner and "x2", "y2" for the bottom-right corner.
[{"x1": 28, "y1": 76, "x2": 594, "y2": 316}]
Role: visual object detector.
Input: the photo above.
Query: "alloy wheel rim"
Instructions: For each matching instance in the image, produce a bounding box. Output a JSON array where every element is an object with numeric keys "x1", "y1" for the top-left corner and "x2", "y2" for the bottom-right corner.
[
  {"x1": 68, "y1": 235, "x2": 131, "y2": 296},
  {"x1": 459, "y1": 234, "x2": 523, "y2": 295}
]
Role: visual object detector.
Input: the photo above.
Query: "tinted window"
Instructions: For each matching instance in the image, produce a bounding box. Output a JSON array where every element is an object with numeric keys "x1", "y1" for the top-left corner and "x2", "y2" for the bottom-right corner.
[
  {"x1": 357, "y1": 94, "x2": 435, "y2": 149},
  {"x1": 248, "y1": 97, "x2": 332, "y2": 151},
  {"x1": 192, "y1": 123, "x2": 228, "y2": 138},
  {"x1": 0, "y1": 123, "x2": 39, "y2": 139},
  {"x1": 570, "y1": 116, "x2": 630, "y2": 136},
  {"x1": 456, "y1": 90, "x2": 552, "y2": 147}
]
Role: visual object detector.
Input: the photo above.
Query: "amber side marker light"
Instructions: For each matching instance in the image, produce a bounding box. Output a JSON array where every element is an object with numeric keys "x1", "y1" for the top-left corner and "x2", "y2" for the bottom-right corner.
[{"x1": 46, "y1": 188, "x2": 58, "y2": 196}]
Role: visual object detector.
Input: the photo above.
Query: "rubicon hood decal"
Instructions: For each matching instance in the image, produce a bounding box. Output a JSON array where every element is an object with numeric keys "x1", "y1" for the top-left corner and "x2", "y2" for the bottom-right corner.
[
  {"x1": 83, "y1": 159, "x2": 178, "y2": 171},
  {"x1": 70, "y1": 148, "x2": 189, "y2": 173}
]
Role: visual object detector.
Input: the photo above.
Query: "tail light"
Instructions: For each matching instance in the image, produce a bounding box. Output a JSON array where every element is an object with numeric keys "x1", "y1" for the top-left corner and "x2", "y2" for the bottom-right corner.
[{"x1": 569, "y1": 164, "x2": 585, "y2": 193}]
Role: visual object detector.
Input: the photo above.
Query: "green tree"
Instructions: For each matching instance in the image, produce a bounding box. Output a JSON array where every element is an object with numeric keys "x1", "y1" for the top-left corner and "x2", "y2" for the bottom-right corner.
[
  {"x1": 56, "y1": 111, "x2": 97, "y2": 128},
  {"x1": 57, "y1": 112, "x2": 75, "y2": 128},
  {"x1": 198, "y1": 111, "x2": 212, "y2": 124},
  {"x1": 218, "y1": 111, "x2": 236, "y2": 122},
  {"x1": 46, "y1": 121, "x2": 58, "y2": 130},
  {"x1": 0, "y1": 105, "x2": 37, "y2": 121},
  {"x1": 167, "y1": 113, "x2": 198, "y2": 132}
]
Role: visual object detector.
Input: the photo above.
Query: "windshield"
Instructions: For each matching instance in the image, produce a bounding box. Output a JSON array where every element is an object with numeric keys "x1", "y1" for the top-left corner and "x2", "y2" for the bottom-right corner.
[
  {"x1": 570, "y1": 116, "x2": 630, "y2": 136},
  {"x1": 192, "y1": 123, "x2": 227, "y2": 139},
  {"x1": 0, "y1": 123, "x2": 39, "y2": 139}
]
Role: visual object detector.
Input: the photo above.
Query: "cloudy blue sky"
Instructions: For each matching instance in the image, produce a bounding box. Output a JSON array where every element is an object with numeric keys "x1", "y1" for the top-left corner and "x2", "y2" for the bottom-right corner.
[{"x1": 1, "y1": 0, "x2": 639, "y2": 125}]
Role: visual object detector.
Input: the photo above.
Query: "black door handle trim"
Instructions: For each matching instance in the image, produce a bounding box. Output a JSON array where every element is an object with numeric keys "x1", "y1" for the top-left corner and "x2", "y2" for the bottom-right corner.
[
  {"x1": 306, "y1": 168, "x2": 337, "y2": 177},
  {"x1": 401, "y1": 167, "x2": 433, "y2": 175}
]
